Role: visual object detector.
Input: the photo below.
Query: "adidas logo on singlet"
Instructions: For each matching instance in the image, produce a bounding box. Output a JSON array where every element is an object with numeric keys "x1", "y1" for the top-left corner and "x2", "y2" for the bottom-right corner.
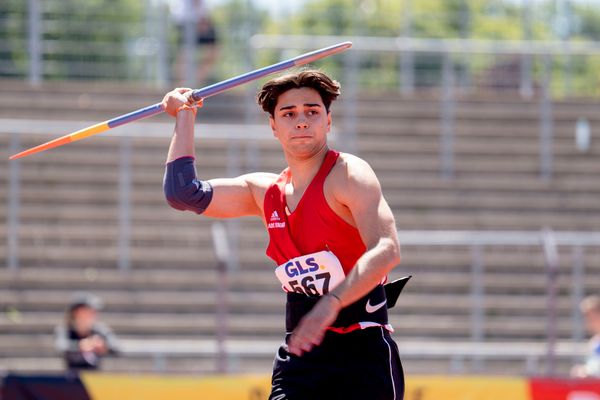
[
  {"x1": 268, "y1": 210, "x2": 285, "y2": 229},
  {"x1": 270, "y1": 211, "x2": 281, "y2": 221}
]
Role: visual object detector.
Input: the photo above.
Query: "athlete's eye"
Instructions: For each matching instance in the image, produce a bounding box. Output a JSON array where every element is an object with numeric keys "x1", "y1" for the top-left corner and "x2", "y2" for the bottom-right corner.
[{"x1": 282, "y1": 112, "x2": 293, "y2": 117}]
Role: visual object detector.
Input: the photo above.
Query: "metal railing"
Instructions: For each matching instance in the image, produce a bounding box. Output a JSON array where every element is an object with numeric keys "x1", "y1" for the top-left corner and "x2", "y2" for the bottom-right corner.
[
  {"x1": 250, "y1": 34, "x2": 600, "y2": 96},
  {"x1": 3, "y1": 117, "x2": 600, "y2": 374},
  {"x1": 4, "y1": 5, "x2": 600, "y2": 180},
  {"x1": 249, "y1": 34, "x2": 600, "y2": 180},
  {"x1": 115, "y1": 338, "x2": 588, "y2": 375},
  {"x1": 108, "y1": 229, "x2": 600, "y2": 376},
  {"x1": 397, "y1": 229, "x2": 600, "y2": 375},
  {"x1": 1, "y1": 119, "x2": 273, "y2": 274},
  {"x1": 1, "y1": 118, "x2": 342, "y2": 273},
  {"x1": 4, "y1": 1, "x2": 600, "y2": 98}
]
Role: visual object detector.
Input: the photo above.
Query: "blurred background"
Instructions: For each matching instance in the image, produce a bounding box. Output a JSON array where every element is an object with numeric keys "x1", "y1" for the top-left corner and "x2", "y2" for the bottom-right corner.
[{"x1": 1, "y1": 0, "x2": 600, "y2": 393}]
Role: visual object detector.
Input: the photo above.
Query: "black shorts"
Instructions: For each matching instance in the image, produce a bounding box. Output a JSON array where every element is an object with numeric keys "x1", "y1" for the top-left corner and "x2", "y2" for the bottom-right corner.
[{"x1": 269, "y1": 327, "x2": 404, "y2": 400}]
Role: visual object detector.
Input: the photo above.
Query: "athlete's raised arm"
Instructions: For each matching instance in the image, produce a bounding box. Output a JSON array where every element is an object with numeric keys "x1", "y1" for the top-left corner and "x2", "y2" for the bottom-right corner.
[
  {"x1": 288, "y1": 154, "x2": 401, "y2": 355},
  {"x1": 161, "y1": 88, "x2": 276, "y2": 219}
]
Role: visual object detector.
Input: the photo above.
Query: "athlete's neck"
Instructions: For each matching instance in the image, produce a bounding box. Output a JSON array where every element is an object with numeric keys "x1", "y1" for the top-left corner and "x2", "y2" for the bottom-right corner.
[{"x1": 285, "y1": 144, "x2": 329, "y2": 191}]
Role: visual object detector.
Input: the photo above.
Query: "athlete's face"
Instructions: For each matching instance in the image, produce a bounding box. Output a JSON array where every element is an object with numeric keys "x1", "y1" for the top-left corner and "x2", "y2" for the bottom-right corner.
[{"x1": 270, "y1": 87, "x2": 332, "y2": 159}]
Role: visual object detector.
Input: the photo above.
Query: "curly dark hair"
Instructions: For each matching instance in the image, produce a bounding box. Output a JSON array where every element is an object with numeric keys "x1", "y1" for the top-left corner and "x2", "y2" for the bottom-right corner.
[{"x1": 257, "y1": 69, "x2": 341, "y2": 117}]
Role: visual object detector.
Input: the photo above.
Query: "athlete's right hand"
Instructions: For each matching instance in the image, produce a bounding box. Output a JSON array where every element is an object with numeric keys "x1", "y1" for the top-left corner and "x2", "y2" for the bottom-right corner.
[
  {"x1": 161, "y1": 88, "x2": 203, "y2": 117},
  {"x1": 288, "y1": 294, "x2": 342, "y2": 356}
]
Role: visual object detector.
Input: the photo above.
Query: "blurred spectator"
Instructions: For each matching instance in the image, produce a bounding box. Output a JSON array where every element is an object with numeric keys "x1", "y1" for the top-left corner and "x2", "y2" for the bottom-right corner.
[
  {"x1": 170, "y1": 0, "x2": 219, "y2": 86},
  {"x1": 478, "y1": 56, "x2": 521, "y2": 92},
  {"x1": 54, "y1": 292, "x2": 120, "y2": 371},
  {"x1": 572, "y1": 295, "x2": 600, "y2": 378}
]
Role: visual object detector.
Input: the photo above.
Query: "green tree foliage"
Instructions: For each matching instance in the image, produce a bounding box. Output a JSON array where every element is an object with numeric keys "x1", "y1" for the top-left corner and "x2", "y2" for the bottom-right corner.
[
  {"x1": 253, "y1": 0, "x2": 600, "y2": 95},
  {"x1": 565, "y1": 3, "x2": 600, "y2": 96},
  {"x1": 254, "y1": 0, "x2": 554, "y2": 91},
  {"x1": 0, "y1": 0, "x2": 143, "y2": 80},
  {"x1": 4, "y1": 0, "x2": 600, "y2": 96},
  {"x1": 263, "y1": 0, "x2": 553, "y2": 40},
  {"x1": 0, "y1": 0, "x2": 28, "y2": 77},
  {"x1": 211, "y1": 0, "x2": 269, "y2": 80},
  {"x1": 44, "y1": 0, "x2": 144, "y2": 80},
  {"x1": 572, "y1": 1, "x2": 600, "y2": 40}
]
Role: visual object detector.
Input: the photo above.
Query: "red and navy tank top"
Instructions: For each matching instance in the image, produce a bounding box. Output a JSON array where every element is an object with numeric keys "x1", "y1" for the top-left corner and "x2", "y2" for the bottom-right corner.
[{"x1": 263, "y1": 149, "x2": 366, "y2": 273}]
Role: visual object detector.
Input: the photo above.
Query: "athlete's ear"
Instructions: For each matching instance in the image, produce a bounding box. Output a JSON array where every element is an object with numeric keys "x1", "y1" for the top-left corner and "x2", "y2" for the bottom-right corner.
[
  {"x1": 269, "y1": 115, "x2": 278, "y2": 138},
  {"x1": 326, "y1": 111, "x2": 332, "y2": 132}
]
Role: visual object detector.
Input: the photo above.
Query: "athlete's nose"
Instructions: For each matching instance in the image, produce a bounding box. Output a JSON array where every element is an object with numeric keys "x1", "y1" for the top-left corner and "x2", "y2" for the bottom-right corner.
[{"x1": 296, "y1": 119, "x2": 308, "y2": 129}]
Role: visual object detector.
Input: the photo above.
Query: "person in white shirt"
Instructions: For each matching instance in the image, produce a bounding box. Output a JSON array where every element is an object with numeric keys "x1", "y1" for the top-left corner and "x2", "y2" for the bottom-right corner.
[{"x1": 572, "y1": 295, "x2": 600, "y2": 378}]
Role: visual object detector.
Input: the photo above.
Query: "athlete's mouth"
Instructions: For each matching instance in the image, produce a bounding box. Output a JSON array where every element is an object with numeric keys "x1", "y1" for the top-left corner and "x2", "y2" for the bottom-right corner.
[{"x1": 290, "y1": 135, "x2": 312, "y2": 139}]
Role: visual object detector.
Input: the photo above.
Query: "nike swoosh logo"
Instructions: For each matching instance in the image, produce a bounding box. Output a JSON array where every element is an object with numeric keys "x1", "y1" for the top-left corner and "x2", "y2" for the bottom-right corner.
[
  {"x1": 275, "y1": 344, "x2": 291, "y2": 362},
  {"x1": 365, "y1": 298, "x2": 387, "y2": 313}
]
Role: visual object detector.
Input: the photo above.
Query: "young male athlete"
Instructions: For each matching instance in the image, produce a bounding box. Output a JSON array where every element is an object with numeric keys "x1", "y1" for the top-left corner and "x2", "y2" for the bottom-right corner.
[{"x1": 161, "y1": 69, "x2": 404, "y2": 399}]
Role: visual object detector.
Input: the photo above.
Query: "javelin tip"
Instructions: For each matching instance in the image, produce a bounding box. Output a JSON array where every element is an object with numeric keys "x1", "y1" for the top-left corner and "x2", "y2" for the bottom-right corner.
[{"x1": 9, "y1": 134, "x2": 73, "y2": 160}]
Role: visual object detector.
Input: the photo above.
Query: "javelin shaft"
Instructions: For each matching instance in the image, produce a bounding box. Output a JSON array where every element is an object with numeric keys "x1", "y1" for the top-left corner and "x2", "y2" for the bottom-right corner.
[
  {"x1": 189, "y1": 41, "x2": 352, "y2": 102},
  {"x1": 106, "y1": 41, "x2": 352, "y2": 129},
  {"x1": 9, "y1": 41, "x2": 352, "y2": 160}
]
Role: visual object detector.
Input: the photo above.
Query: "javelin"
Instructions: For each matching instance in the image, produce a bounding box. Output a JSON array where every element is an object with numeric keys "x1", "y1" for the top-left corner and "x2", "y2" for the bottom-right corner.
[{"x1": 9, "y1": 41, "x2": 352, "y2": 160}]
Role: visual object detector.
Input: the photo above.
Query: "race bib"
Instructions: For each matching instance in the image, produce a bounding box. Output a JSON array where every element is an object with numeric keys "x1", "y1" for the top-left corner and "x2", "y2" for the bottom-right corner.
[{"x1": 275, "y1": 251, "x2": 346, "y2": 296}]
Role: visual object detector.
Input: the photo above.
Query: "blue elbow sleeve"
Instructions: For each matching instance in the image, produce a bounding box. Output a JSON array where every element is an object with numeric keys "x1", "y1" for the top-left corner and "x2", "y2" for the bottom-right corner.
[{"x1": 163, "y1": 157, "x2": 213, "y2": 214}]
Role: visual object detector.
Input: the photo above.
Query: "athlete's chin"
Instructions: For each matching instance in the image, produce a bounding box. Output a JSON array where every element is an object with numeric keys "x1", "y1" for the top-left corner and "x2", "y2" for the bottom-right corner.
[{"x1": 285, "y1": 143, "x2": 322, "y2": 159}]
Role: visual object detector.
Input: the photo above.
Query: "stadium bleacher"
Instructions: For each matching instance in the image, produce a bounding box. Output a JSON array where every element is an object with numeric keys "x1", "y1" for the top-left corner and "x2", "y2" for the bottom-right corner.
[{"x1": 1, "y1": 80, "x2": 599, "y2": 376}]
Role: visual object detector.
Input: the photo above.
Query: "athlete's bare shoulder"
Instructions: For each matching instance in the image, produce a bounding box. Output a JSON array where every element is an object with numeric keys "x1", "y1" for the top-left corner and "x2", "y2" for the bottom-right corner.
[
  {"x1": 242, "y1": 171, "x2": 280, "y2": 210},
  {"x1": 330, "y1": 152, "x2": 381, "y2": 189},
  {"x1": 242, "y1": 171, "x2": 279, "y2": 189},
  {"x1": 325, "y1": 152, "x2": 382, "y2": 214},
  {"x1": 321, "y1": 152, "x2": 385, "y2": 227}
]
